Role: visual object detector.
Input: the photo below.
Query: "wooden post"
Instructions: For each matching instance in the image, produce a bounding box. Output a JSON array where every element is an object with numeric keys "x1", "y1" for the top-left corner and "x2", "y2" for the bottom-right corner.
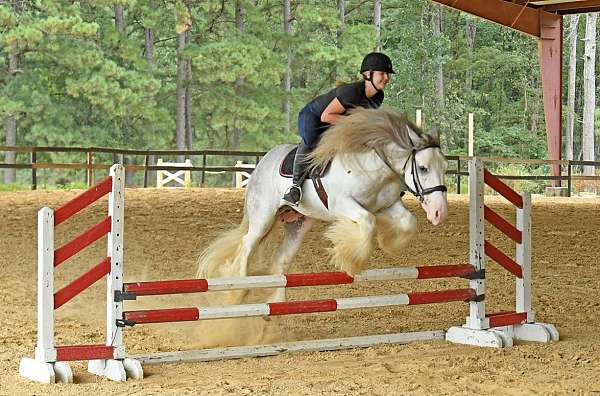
[
  {"x1": 416, "y1": 108, "x2": 422, "y2": 128},
  {"x1": 86, "y1": 150, "x2": 94, "y2": 188},
  {"x1": 201, "y1": 154, "x2": 206, "y2": 187},
  {"x1": 31, "y1": 150, "x2": 37, "y2": 191},
  {"x1": 143, "y1": 154, "x2": 149, "y2": 188},
  {"x1": 456, "y1": 159, "x2": 461, "y2": 195},
  {"x1": 567, "y1": 160, "x2": 572, "y2": 197}
]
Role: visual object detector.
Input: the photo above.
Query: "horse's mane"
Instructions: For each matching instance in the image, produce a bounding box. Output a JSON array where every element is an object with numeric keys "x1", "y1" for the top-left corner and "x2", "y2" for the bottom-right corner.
[{"x1": 307, "y1": 107, "x2": 440, "y2": 170}]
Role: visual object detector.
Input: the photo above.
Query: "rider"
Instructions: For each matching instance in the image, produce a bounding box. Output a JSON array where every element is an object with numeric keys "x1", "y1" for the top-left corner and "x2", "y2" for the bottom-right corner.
[{"x1": 282, "y1": 52, "x2": 395, "y2": 207}]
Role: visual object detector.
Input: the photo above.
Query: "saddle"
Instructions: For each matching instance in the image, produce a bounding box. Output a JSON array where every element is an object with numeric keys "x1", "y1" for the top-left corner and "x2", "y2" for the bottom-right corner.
[{"x1": 279, "y1": 146, "x2": 332, "y2": 209}]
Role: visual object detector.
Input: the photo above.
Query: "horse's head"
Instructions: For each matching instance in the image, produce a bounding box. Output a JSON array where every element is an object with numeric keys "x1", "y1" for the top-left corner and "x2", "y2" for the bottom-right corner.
[
  {"x1": 306, "y1": 107, "x2": 449, "y2": 226},
  {"x1": 402, "y1": 127, "x2": 448, "y2": 226}
]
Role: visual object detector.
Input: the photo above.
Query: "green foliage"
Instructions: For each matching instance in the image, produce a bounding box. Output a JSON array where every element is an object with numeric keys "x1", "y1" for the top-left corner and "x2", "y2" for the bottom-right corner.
[
  {"x1": 1, "y1": 0, "x2": 559, "y2": 170},
  {"x1": 476, "y1": 126, "x2": 547, "y2": 159}
]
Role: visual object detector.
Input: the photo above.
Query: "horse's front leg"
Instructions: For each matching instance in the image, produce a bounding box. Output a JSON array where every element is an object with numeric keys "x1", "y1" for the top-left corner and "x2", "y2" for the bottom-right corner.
[
  {"x1": 375, "y1": 199, "x2": 417, "y2": 257},
  {"x1": 326, "y1": 199, "x2": 376, "y2": 275}
]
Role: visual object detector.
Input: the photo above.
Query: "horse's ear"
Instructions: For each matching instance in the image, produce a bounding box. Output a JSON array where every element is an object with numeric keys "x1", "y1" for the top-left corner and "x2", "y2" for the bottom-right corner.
[
  {"x1": 431, "y1": 126, "x2": 441, "y2": 144},
  {"x1": 406, "y1": 124, "x2": 421, "y2": 147}
]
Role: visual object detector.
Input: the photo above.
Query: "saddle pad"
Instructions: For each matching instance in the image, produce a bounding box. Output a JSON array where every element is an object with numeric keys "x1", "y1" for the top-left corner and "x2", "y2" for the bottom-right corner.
[{"x1": 279, "y1": 146, "x2": 331, "y2": 179}]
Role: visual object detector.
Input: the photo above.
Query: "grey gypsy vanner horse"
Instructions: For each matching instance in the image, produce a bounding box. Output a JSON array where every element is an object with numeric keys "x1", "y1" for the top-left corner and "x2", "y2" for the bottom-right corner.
[{"x1": 197, "y1": 107, "x2": 449, "y2": 302}]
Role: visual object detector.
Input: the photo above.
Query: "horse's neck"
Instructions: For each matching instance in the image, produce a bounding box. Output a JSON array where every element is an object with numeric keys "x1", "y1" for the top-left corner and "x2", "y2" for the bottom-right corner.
[{"x1": 348, "y1": 148, "x2": 410, "y2": 184}]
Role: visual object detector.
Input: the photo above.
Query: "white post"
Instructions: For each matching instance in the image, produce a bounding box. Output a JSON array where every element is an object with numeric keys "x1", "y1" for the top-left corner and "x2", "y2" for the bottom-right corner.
[
  {"x1": 106, "y1": 164, "x2": 125, "y2": 357},
  {"x1": 516, "y1": 192, "x2": 534, "y2": 321},
  {"x1": 156, "y1": 158, "x2": 164, "y2": 188},
  {"x1": 35, "y1": 207, "x2": 56, "y2": 363},
  {"x1": 468, "y1": 113, "x2": 474, "y2": 157},
  {"x1": 184, "y1": 159, "x2": 192, "y2": 188},
  {"x1": 235, "y1": 161, "x2": 243, "y2": 189},
  {"x1": 19, "y1": 207, "x2": 73, "y2": 383},
  {"x1": 89, "y1": 164, "x2": 143, "y2": 381},
  {"x1": 416, "y1": 108, "x2": 422, "y2": 128},
  {"x1": 466, "y1": 158, "x2": 489, "y2": 329}
]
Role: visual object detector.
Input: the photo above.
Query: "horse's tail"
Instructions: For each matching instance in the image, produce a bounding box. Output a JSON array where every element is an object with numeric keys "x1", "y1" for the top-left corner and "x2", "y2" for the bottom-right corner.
[{"x1": 196, "y1": 212, "x2": 250, "y2": 278}]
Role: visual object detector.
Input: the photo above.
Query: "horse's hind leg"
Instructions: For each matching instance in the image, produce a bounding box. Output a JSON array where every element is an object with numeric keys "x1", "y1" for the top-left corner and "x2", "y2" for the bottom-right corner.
[
  {"x1": 222, "y1": 196, "x2": 279, "y2": 305},
  {"x1": 270, "y1": 217, "x2": 315, "y2": 302},
  {"x1": 237, "y1": 212, "x2": 276, "y2": 277}
]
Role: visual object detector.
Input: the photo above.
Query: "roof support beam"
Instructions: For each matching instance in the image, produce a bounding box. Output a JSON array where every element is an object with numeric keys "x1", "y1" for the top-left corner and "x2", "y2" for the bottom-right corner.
[{"x1": 539, "y1": 11, "x2": 562, "y2": 185}]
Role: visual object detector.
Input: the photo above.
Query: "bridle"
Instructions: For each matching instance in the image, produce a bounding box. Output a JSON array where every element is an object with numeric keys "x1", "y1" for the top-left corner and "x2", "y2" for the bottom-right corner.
[{"x1": 375, "y1": 146, "x2": 447, "y2": 203}]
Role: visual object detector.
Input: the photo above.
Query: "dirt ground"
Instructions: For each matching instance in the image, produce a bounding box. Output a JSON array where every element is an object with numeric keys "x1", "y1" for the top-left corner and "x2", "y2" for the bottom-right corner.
[{"x1": 1, "y1": 187, "x2": 600, "y2": 395}]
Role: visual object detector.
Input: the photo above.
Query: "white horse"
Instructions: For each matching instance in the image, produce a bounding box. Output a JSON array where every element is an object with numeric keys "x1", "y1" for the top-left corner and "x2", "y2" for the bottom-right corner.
[{"x1": 197, "y1": 108, "x2": 448, "y2": 302}]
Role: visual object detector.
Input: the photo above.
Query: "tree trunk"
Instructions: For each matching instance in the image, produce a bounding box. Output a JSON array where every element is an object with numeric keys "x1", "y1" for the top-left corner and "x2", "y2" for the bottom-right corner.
[
  {"x1": 185, "y1": 31, "x2": 193, "y2": 154},
  {"x1": 232, "y1": 0, "x2": 245, "y2": 149},
  {"x1": 334, "y1": 0, "x2": 345, "y2": 81},
  {"x1": 432, "y1": 5, "x2": 444, "y2": 111},
  {"x1": 4, "y1": 1, "x2": 21, "y2": 184},
  {"x1": 374, "y1": 0, "x2": 381, "y2": 52},
  {"x1": 465, "y1": 17, "x2": 476, "y2": 95},
  {"x1": 114, "y1": 5, "x2": 125, "y2": 33},
  {"x1": 144, "y1": 28, "x2": 154, "y2": 65},
  {"x1": 582, "y1": 13, "x2": 596, "y2": 180},
  {"x1": 566, "y1": 15, "x2": 579, "y2": 161},
  {"x1": 175, "y1": 32, "x2": 187, "y2": 163},
  {"x1": 4, "y1": 40, "x2": 17, "y2": 184},
  {"x1": 283, "y1": 0, "x2": 292, "y2": 134},
  {"x1": 113, "y1": 4, "x2": 135, "y2": 185},
  {"x1": 337, "y1": 0, "x2": 345, "y2": 48}
]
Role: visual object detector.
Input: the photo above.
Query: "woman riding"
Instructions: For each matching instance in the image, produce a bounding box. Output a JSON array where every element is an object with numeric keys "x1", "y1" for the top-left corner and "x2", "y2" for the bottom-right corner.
[{"x1": 282, "y1": 52, "x2": 395, "y2": 206}]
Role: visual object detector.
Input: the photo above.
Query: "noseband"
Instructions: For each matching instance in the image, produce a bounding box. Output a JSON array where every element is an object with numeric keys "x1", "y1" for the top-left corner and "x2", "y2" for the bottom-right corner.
[{"x1": 375, "y1": 146, "x2": 447, "y2": 203}]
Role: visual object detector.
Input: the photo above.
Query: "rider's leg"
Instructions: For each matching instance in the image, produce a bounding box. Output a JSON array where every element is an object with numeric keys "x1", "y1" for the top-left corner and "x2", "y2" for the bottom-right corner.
[
  {"x1": 282, "y1": 141, "x2": 311, "y2": 206},
  {"x1": 283, "y1": 108, "x2": 320, "y2": 206}
]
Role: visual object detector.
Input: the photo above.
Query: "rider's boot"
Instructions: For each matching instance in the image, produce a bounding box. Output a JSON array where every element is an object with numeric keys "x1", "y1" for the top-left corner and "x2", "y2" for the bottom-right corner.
[{"x1": 283, "y1": 142, "x2": 311, "y2": 207}]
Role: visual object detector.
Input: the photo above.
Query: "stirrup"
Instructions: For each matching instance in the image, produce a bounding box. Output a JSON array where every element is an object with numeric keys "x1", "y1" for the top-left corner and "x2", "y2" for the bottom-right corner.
[{"x1": 283, "y1": 185, "x2": 302, "y2": 207}]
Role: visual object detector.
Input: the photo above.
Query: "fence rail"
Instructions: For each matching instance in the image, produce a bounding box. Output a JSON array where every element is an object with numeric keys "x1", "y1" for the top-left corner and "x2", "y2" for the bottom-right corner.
[{"x1": 1, "y1": 146, "x2": 599, "y2": 196}]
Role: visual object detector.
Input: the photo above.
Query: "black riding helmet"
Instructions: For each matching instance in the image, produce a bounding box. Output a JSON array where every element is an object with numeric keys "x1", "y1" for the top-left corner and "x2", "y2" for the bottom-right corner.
[
  {"x1": 360, "y1": 52, "x2": 394, "y2": 93},
  {"x1": 360, "y1": 52, "x2": 395, "y2": 74}
]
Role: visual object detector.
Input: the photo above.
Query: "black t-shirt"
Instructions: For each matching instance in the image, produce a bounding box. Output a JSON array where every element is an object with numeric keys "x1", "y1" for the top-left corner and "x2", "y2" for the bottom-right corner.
[{"x1": 307, "y1": 80, "x2": 384, "y2": 118}]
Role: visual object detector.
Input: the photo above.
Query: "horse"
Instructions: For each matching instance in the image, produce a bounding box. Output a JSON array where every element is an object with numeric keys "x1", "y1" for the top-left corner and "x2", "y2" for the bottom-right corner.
[{"x1": 197, "y1": 107, "x2": 448, "y2": 303}]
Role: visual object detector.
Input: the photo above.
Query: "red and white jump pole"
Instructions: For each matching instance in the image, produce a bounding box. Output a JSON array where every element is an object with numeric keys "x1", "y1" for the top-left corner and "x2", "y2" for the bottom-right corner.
[{"x1": 120, "y1": 264, "x2": 477, "y2": 297}]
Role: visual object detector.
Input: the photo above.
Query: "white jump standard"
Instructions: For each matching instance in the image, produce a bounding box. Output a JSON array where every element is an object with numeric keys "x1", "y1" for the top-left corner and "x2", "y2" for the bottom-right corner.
[{"x1": 19, "y1": 158, "x2": 558, "y2": 384}]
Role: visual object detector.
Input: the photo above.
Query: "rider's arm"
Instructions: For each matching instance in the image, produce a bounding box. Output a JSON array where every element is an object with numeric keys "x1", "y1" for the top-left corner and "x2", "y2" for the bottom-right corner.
[{"x1": 320, "y1": 97, "x2": 346, "y2": 124}]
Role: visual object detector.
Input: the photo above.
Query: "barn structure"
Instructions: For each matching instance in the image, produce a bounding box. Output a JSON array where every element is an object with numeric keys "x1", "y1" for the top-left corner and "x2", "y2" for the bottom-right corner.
[{"x1": 432, "y1": 0, "x2": 600, "y2": 187}]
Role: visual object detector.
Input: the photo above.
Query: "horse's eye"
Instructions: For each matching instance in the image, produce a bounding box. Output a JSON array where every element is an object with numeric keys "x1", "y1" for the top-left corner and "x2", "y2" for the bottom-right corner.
[{"x1": 419, "y1": 166, "x2": 428, "y2": 173}]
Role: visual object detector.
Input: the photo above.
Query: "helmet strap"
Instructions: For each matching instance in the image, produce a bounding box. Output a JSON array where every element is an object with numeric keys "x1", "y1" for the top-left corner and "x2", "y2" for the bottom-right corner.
[{"x1": 366, "y1": 70, "x2": 381, "y2": 93}]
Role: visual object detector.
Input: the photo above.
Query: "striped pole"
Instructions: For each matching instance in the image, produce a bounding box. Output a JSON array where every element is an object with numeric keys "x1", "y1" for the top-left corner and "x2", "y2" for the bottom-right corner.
[
  {"x1": 122, "y1": 264, "x2": 476, "y2": 297},
  {"x1": 123, "y1": 288, "x2": 477, "y2": 325}
]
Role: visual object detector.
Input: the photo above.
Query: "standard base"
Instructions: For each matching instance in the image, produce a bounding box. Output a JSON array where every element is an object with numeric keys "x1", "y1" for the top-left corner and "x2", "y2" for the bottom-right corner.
[
  {"x1": 19, "y1": 357, "x2": 73, "y2": 384},
  {"x1": 88, "y1": 358, "x2": 144, "y2": 381},
  {"x1": 446, "y1": 322, "x2": 559, "y2": 348}
]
